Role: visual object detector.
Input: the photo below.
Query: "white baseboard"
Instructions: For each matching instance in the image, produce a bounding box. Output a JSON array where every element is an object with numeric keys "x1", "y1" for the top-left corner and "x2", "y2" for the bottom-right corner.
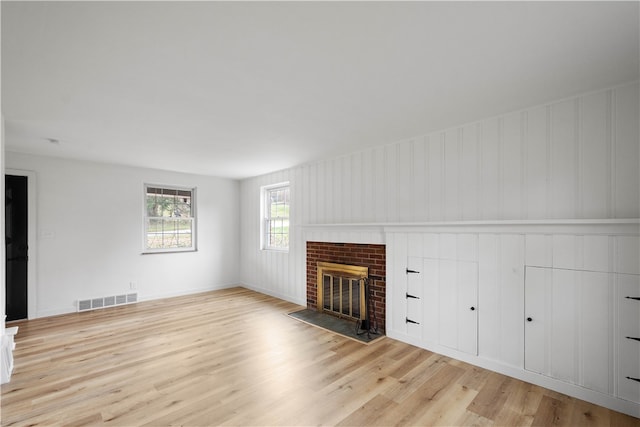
[
  {"x1": 34, "y1": 283, "x2": 240, "y2": 319},
  {"x1": 139, "y1": 283, "x2": 238, "y2": 302},
  {"x1": 239, "y1": 282, "x2": 306, "y2": 307}
]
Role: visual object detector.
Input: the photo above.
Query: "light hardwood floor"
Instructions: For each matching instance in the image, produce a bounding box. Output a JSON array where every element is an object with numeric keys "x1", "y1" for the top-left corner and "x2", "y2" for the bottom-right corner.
[{"x1": 2, "y1": 287, "x2": 638, "y2": 426}]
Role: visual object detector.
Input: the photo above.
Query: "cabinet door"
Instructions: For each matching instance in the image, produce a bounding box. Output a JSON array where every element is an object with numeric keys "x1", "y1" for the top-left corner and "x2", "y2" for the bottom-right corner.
[
  {"x1": 458, "y1": 261, "x2": 478, "y2": 355},
  {"x1": 406, "y1": 257, "x2": 423, "y2": 340},
  {"x1": 524, "y1": 266, "x2": 550, "y2": 375},
  {"x1": 618, "y1": 274, "x2": 640, "y2": 404},
  {"x1": 439, "y1": 260, "x2": 478, "y2": 355},
  {"x1": 439, "y1": 260, "x2": 458, "y2": 350},
  {"x1": 525, "y1": 266, "x2": 613, "y2": 394}
]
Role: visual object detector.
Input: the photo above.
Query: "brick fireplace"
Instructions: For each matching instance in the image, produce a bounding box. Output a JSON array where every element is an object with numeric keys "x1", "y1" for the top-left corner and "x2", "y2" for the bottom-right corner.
[{"x1": 306, "y1": 241, "x2": 386, "y2": 333}]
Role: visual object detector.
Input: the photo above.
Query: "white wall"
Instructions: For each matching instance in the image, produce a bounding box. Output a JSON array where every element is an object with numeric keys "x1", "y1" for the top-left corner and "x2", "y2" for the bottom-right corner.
[
  {"x1": 6, "y1": 152, "x2": 240, "y2": 318},
  {"x1": 239, "y1": 81, "x2": 640, "y2": 304}
]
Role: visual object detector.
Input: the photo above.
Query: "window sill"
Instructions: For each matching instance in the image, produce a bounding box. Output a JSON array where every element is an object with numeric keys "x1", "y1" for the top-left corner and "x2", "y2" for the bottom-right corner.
[
  {"x1": 261, "y1": 248, "x2": 289, "y2": 253},
  {"x1": 142, "y1": 248, "x2": 197, "y2": 255}
]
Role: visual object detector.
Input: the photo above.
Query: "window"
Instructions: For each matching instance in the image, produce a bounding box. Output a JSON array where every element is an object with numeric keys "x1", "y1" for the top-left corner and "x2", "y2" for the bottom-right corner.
[
  {"x1": 262, "y1": 183, "x2": 290, "y2": 251},
  {"x1": 144, "y1": 184, "x2": 196, "y2": 253}
]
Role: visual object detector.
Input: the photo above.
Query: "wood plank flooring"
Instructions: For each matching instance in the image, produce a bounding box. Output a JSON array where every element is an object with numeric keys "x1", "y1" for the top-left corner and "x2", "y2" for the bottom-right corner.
[{"x1": 2, "y1": 287, "x2": 638, "y2": 426}]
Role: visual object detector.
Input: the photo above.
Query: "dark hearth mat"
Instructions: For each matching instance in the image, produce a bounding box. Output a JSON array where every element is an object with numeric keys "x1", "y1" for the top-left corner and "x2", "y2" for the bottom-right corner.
[{"x1": 287, "y1": 309, "x2": 384, "y2": 344}]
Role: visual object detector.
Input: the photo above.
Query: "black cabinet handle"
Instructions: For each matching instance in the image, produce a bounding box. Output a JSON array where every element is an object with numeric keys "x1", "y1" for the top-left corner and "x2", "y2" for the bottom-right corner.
[
  {"x1": 526, "y1": 317, "x2": 533, "y2": 322},
  {"x1": 626, "y1": 336, "x2": 640, "y2": 342},
  {"x1": 626, "y1": 376, "x2": 640, "y2": 383},
  {"x1": 406, "y1": 293, "x2": 420, "y2": 299},
  {"x1": 470, "y1": 306, "x2": 476, "y2": 311},
  {"x1": 406, "y1": 268, "x2": 420, "y2": 274},
  {"x1": 406, "y1": 318, "x2": 420, "y2": 325},
  {"x1": 625, "y1": 296, "x2": 640, "y2": 301}
]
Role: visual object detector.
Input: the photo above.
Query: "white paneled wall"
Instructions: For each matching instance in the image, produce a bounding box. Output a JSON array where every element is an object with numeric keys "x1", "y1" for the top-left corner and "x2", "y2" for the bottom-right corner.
[{"x1": 239, "y1": 82, "x2": 639, "y2": 303}]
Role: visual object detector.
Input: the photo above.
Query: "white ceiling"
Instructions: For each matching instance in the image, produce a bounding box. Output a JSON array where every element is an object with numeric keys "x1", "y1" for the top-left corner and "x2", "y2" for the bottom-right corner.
[{"x1": 2, "y1": 1, "x2": 638, "y2": 180}]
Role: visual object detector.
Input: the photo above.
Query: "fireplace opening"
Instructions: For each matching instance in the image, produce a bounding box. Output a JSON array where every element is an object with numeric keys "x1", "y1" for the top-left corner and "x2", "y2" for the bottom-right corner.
[{"x1": 317, "y1": 262, "x2": 368, "y2": 322}]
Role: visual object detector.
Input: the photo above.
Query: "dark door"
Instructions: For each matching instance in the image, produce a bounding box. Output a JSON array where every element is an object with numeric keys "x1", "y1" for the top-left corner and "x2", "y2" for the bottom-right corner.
[{"x1": 5, "y1": 175, "x2": 28, "y2": 321}]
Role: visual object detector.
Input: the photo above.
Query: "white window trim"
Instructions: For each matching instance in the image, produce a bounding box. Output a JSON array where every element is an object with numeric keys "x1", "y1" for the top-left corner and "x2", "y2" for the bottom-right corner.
[
  {"x1": 142, "y1": 183, "x2": 197, "y2": 254},
  {"x1": 261, "y1": 182, "x2": 290, "y2": 252}
]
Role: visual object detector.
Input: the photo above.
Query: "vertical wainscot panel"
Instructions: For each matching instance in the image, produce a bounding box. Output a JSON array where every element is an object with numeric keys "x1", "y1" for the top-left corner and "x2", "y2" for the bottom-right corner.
[
  {"x1": 581, "y1": 90, "x2": 611, "y2": 218},
  {"x1": 461, "y1": 124, "x2": 479, "y2": 220},
  {"x1": 614, "y1": 85, "x2": 640, "y2": 218},
  {"x1": 501, "y1": 112, "x2": 524, "y2": 219},
  {"x1": 413, "y1": 138, "x2": 428, "y2": 221},
  {"x1": 525, "y1": 106, "x2": 549, "y2": 219},
  {"x1": 550, "y1": 99, "x2": 578, "y2": 219},
  {"x1": 481, "y1": 118, "x2": 500, "y2": 220},
  {"x1": 427, "y1": 134, "x2": 444, "y2": 221},
  {"x1": 444, "y1": 129, "x2": 460, "y2": 221}
]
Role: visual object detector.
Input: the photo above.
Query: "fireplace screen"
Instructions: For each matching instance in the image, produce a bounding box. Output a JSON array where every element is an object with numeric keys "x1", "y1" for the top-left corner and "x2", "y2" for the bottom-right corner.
[{"x1": 317, "y1": 262, "x2": 368, "y2": 321}]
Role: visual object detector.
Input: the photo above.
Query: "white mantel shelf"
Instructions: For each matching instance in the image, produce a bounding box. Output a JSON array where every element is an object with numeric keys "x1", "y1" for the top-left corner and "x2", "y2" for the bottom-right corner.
[{"x1": 302, "y1": 219, "x2": 640, "y2": 235}]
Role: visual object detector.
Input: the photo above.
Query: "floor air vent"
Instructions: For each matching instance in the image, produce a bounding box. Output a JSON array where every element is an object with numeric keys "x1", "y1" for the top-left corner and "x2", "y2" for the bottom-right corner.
[{"x1": 77, "y1": 292, "x2": 138, "y2": 312}]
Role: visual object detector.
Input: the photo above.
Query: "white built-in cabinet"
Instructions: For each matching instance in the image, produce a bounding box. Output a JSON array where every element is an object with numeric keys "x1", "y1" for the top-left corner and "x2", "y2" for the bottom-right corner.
[{"x1": 385, "y1": 221, "x2": 640, "y2": 418}]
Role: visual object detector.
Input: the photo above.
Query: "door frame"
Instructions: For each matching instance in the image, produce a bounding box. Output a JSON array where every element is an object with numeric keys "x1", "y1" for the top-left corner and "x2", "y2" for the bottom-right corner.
[{"x1": 6, "y1": 169, "x2": 37, "y2": 320}]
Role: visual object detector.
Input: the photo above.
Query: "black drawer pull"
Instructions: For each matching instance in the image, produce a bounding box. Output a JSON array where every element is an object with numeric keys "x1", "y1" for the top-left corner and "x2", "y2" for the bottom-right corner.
[
  {"x1": 625, "y1": 296, "x2": 640, "y2": 301},
  {"x1": 406, "y1": 318, "x2": 420, "y2": 325},
  {"x1": 626, "y1": 376, "x2": 640, "y2": 383},
  {"x1": 626, "y1": 336, "x2": 640, "y2": 342},
  {"x1": 406, "y1": 293, "x2": 420, "y2": 299},
  {"x1": 406, "y1": 268, "x2": 420, "y2": 274}
]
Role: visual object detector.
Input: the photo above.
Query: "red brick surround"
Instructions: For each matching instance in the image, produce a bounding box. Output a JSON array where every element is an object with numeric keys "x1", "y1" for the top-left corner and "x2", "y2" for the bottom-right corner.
[{"x1": 306, "y1": 241, "x2": 386, "y2": 333}]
